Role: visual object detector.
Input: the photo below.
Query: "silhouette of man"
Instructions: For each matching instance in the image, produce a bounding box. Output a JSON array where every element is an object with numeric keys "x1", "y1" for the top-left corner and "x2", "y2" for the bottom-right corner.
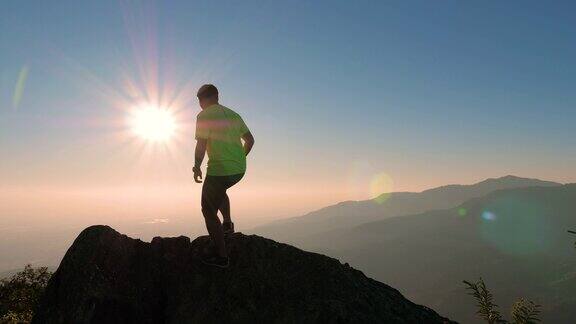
[{"x1": 193, "y1": 84, "x2": 254, "y2": 268}]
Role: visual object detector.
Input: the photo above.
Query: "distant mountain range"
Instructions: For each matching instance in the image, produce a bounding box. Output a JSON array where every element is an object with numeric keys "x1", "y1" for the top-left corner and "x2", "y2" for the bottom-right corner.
[
  {"x1": 254, "y1": 175, "x2": 561, "y2": 243},
  {"x1": 249, "y1": 176, "x2": 575, "y2": 323}
]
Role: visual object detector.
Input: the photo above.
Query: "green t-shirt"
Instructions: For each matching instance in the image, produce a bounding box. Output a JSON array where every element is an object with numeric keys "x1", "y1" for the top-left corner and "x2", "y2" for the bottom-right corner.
[{"x1": 195, "y1": 104, "x2": 250, "y2": 176}]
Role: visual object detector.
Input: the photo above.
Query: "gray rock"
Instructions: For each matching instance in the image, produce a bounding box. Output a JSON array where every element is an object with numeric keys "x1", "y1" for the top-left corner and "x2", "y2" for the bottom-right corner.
[{"x1": 33, "y1": 225, "x2": 455, "y2": 323}]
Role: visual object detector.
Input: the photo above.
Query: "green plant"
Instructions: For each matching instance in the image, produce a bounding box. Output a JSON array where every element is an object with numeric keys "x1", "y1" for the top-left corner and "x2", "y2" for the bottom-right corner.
[
  {"x1": 463, "y1": 278, "x2": 505, "y2": 323},
  {"x1": 0, "y1": 265, "x2": 52, "y2": 324},
  {"x1": 510, "y1": 298, "x2": 541, "y2": 324},
  {"x1": 463, "y1": 278, "x2": 541, "y2": 324}
]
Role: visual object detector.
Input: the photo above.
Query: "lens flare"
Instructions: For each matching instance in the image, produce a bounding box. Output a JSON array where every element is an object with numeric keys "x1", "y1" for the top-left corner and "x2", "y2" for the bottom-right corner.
[
  {"x1": 481, "y1": 211, "x2": 496, "y2": 221},
  {"x1": 458, "y1": 208, "x2": 468, "y2": 216},
  {"x1": 12, "y1": 65, "x2": 29, "y2": 109},
  {"x1": 480, "y1": 197, "x2": 553, "y2": 255},
  {"x1": 370, "y1": 173, "x2": 394, "y2": 204},
  {"x1": 129, "y1": 105, "x2": 176, "y2": 142}
]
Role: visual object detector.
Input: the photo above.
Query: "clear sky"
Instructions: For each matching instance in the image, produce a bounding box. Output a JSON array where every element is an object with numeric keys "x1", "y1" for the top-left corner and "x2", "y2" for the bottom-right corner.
[{"x1": 1, "y1": 1, "x2": 575, "y2": 231}]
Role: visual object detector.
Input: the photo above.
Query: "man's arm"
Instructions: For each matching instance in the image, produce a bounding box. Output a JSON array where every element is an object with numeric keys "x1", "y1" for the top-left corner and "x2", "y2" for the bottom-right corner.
[
  {"x1": 193, "y1": 138, "x2": 207, "y2": 183},
  {"x1": 242, "y1": 131, "x2": 255, "y2": 156}
]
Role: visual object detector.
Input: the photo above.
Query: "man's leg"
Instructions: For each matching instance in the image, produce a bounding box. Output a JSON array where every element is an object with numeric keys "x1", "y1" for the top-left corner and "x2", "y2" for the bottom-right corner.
[
  {"x1": 201, "y1": 177, "x2": 227, "y2": 258},
  {"x1": 219, "y1": 193, "x2": 231, "y2": 224},
  {"x1": 220, "y1": 174, "x2": 243, "y2": 230}
]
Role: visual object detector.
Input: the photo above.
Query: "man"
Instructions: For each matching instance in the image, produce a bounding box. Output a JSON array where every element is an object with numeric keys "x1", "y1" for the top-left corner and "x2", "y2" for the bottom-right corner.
[{"x1": 193, "y1": 84, "x2": 254, "y2": 268}]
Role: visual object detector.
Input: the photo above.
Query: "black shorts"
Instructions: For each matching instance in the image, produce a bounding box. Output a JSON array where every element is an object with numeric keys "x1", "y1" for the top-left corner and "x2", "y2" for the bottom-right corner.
[{"x1": 201, "y1": 173, "x2": 244, "y2": 215}]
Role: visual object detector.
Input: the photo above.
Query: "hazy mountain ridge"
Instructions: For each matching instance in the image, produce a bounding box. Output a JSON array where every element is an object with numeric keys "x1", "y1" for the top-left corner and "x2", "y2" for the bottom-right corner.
[
  {"x1": 253, "y1": 175, "x2": 561, "y2": 243},
  {"x1": 290, "y1": 184, "x2": 576, "y2": 323}
]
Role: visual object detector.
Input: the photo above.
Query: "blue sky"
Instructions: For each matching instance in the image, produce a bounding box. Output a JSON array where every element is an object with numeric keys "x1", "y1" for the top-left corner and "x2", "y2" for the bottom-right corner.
[{"x1": 1, "y1": 0, "x2": 575, "y2": 197}]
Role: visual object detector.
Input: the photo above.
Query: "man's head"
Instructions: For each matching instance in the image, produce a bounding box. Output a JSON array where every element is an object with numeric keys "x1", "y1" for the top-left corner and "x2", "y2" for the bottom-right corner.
[{"x1": 197, "y1": 84, "x2": 219, "y2": 110}]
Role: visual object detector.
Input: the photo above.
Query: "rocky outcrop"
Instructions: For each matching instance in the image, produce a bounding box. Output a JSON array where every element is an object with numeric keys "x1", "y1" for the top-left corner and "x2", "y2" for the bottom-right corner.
[{"x1": 33, "y1": 225, "x2": 455, "y2": 323}]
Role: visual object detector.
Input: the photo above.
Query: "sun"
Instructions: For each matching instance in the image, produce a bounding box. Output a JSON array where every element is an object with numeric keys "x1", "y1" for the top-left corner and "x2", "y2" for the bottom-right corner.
[{"x1": 129, "y1": 105, "x2": 176, "y2": 142}]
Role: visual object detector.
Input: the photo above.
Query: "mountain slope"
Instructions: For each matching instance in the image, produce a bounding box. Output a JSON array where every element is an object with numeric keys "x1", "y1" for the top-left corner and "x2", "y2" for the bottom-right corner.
[
  {"x1": 254, "y1": 176, "x2": 561, "y2": 243},
  {"x1": 296, "y1": 184, "x2": 576, "y2": 323},
  {"x1": 32, "y1": 226, "x2": 454, "y2": 323}
]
